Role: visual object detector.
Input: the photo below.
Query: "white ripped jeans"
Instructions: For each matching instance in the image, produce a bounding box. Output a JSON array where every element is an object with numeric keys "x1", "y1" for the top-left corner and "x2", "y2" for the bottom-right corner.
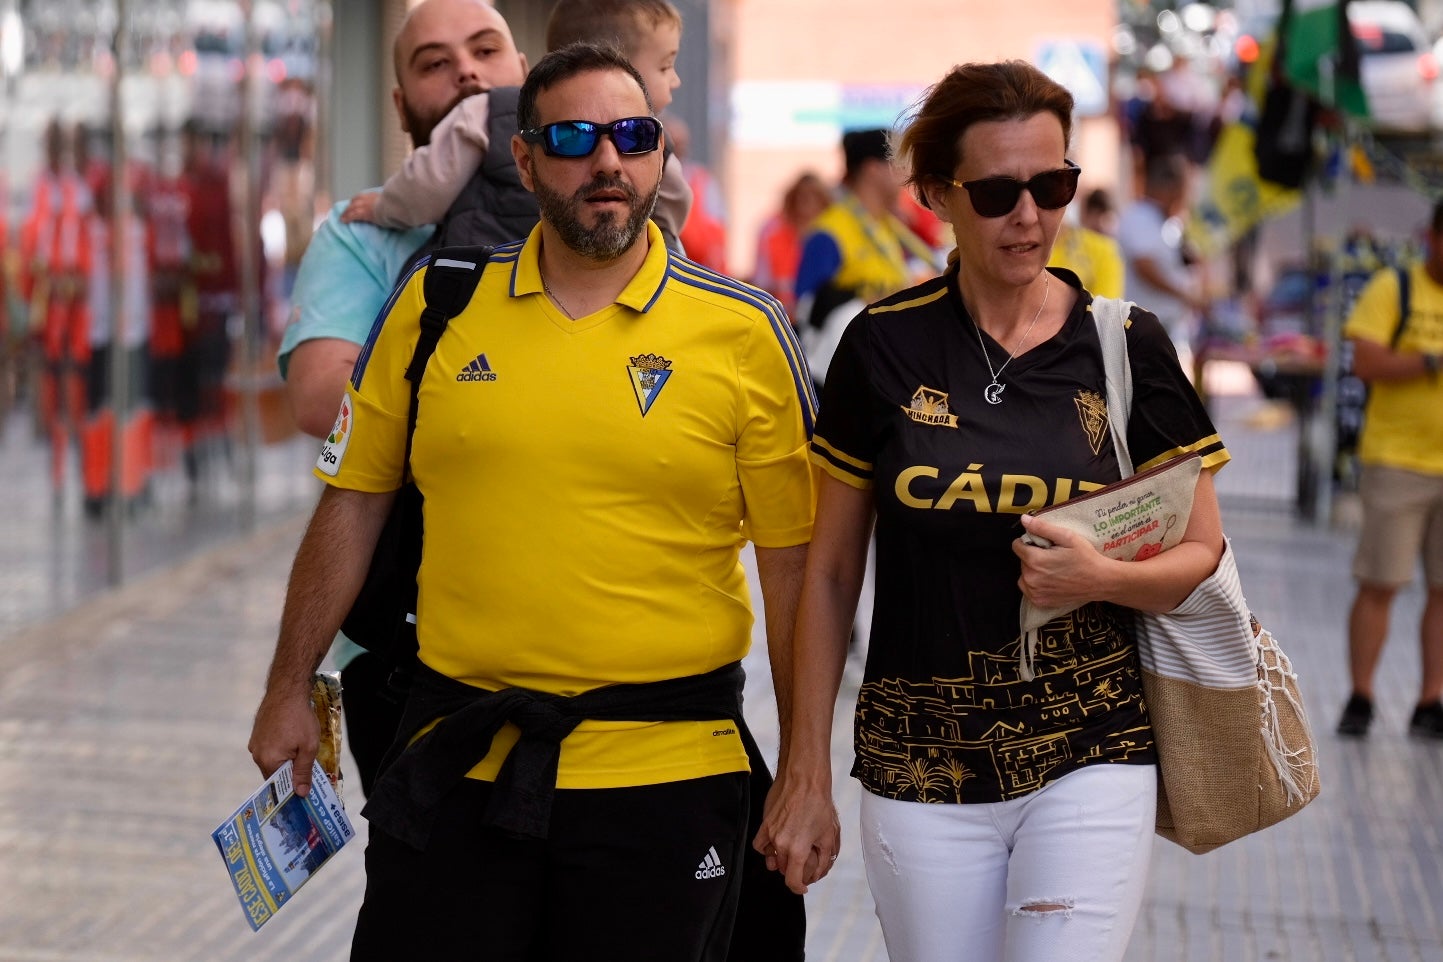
[{"x1": 860, "y1": 763, "x2": 1156, "y2": 962}]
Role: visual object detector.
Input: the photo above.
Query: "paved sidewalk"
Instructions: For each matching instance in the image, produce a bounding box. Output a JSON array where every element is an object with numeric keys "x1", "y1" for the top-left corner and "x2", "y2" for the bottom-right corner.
[
  {"x1": 1, "y1": 390, "x2": 1441, "y2": 961},
  {"x1": 0, "y1": 409, "x2": 321, "y2": 638}
]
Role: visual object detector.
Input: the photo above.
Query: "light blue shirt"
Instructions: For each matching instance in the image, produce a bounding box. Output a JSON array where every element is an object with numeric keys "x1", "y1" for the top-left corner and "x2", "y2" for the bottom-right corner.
[
  {"x1": 277, "y1": 198, "x2": 430, "y2": 669},
  {"x1": 276, "y1": 198, "x2": 433, "y2": 378}
]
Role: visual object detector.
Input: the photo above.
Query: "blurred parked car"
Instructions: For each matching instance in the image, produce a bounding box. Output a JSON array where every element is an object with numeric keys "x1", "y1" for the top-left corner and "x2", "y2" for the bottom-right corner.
[
  {"x1": 1230, "y1": 1, "x2": 1438, "y2": 134},
  {"x1": 1347, "y1": 0, "x2": 1438, "y2": 134}
]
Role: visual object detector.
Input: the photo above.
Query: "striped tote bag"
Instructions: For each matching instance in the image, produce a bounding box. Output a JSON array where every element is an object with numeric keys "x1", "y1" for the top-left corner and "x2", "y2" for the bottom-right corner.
[{"x1": 1095, "y1": 297, "x2": 1320, "y2": 853}]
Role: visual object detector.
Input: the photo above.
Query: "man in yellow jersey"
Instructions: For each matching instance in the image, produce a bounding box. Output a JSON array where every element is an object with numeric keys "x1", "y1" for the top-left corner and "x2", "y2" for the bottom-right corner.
[
  {"x1": 279, "y1": 0, "x2": 532, "y2": 801},
  {"x1": 794, "y1": 127, "x2": 936, "y2": 385},
  {"x1": 247, "y1": 43, "x2": 815, "y2": 959},
  {"x1": 1336, "y1": 198, "x2": 1443, "y2": 741}
]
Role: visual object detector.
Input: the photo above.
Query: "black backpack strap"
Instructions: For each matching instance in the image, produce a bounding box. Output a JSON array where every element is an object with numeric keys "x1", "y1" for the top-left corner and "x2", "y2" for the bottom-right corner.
[
  {"x1": 338, "y1": 245, "x2": 493, "y2": 675},
  {"x1": 403, "y1": 245, "x2": 493, "y2": 463},
  {"x1": 1391, "y1": 265, "x2": 1411, "y2": 349}
]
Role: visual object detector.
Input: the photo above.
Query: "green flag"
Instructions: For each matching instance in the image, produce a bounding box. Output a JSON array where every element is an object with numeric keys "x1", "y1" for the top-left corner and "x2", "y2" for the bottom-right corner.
[{"x1": 1277, "y1": 0, "x2": 1369, "y2": 117}]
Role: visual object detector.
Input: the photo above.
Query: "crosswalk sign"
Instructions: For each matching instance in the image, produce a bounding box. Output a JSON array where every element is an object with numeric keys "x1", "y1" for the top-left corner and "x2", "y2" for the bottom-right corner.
[{"x1": 1036, "y1": 40, "x2": 1109, "y2": 117}]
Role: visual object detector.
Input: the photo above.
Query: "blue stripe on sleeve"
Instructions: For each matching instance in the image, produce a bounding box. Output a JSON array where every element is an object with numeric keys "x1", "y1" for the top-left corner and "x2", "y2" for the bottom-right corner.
[
  {"x1": 667, "y1": 258, "x2": 818, "y2": 436},
  {"x1": 351, "y1": 254, "x2": 432, "y2": 388}
]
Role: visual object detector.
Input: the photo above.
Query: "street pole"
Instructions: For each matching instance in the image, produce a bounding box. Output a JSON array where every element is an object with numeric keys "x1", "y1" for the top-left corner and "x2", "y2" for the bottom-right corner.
[
  {"x1": 1297, "y1": 181, "x2": 1318, "y2": 521},
  {"x1": 236, "y1": 0, "x2": 262, "y2": 530},
  {"x1": 106, "y1": 0, "x2": 129, "y2": 585},
  {"x1": 1315, "y1": 235, "x2": 1342, "y2": 529},
  {"x1": 313, "y1": 2, "x2": 333, "y2": 211}
]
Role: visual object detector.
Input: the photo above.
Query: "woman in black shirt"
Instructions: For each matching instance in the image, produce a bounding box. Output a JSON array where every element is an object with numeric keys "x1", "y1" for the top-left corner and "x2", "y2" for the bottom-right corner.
[{"x1": 757, "y1": 61, "x2": 1228, "y2": 962}]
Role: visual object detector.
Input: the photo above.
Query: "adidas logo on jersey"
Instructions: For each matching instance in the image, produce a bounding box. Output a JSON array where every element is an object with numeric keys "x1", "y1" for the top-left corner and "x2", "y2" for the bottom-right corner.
[
  {"x1": 457, "y1": 353, "x2": 497, "y2": 382},
  {"x1": 695, "y1": 845, "x2": 727, "y2": 880}
]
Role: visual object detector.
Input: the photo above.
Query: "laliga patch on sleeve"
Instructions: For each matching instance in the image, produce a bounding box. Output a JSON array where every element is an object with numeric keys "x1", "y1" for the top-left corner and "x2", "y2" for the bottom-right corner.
[{"x1": 317, "y1": 394, "x2": 353, "y2": 476}]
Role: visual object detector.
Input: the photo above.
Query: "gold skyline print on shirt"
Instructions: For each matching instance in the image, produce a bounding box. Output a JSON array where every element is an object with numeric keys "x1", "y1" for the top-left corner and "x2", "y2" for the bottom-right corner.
[{"x1": 852, "y1": 605, "x2": 1154, "y2": 804}]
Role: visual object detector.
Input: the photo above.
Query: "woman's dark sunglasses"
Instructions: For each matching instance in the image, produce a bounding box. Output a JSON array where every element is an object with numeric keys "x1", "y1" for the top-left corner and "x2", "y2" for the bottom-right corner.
[
  {"x1": 519, "y1": 117, "x2": 663, "y2": 158},
  {"x1": 949, "y1": 160, "x2": 1082, "y2": 218}
]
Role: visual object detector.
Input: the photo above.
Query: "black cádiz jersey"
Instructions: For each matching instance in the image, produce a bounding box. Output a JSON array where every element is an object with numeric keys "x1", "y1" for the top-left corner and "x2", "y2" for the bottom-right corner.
[{"x1": 812, "y1": 266, "x2": 1229, "y2": 804}]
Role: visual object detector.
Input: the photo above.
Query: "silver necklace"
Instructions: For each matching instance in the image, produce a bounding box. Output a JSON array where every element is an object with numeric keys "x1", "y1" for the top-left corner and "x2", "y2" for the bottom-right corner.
[
  {"x1": 542, "y1": 275, "x2": 576, "y2": 319},
  {"x1": 970, "y1": 275, "x2": 1050, "y2": 405}
]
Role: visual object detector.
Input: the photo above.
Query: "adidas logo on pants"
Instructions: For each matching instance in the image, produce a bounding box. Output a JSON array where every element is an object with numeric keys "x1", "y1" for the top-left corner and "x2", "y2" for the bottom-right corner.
[{"x1": 695, "y1": 845, "x2": 727, "y2": 880}]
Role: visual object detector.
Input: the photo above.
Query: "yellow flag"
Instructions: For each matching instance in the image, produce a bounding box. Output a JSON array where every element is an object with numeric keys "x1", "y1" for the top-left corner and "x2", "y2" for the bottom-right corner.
[
  {"x1": 1188, "y1": 121, "x2": 1302, "y2": 256},
  {"x1": 1186, "y1": 29, "x2": 1302, "y2": 255}
]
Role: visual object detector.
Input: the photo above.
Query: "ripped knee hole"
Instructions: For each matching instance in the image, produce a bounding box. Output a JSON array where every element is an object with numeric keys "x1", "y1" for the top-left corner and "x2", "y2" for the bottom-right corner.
[{"x1": 1012, "y1": 898, "x2": 1075, "y2": 917}]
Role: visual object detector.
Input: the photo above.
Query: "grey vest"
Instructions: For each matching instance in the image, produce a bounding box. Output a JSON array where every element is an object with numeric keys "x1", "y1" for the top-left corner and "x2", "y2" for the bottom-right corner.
[{"x1": 430, "y1": 86, "x2": 540, "y2": 249}]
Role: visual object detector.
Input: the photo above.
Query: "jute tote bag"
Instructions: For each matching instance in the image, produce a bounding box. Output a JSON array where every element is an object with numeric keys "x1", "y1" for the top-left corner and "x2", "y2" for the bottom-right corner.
[{"x1": 1018, "y1": 298, "x2": 1320, "y2": 854}]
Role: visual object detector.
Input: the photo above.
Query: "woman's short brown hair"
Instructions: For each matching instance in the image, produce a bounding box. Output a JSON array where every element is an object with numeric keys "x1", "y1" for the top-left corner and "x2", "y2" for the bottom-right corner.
[{"x1": 897, "y1": 61, "x2": 1074, "y2": 209}]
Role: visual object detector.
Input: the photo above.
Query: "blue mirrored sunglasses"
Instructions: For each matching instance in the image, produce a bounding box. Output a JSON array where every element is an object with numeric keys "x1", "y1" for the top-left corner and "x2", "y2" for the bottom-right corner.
[{"x1": 520, "y1": 117, "x2": 663, "y2": 158}]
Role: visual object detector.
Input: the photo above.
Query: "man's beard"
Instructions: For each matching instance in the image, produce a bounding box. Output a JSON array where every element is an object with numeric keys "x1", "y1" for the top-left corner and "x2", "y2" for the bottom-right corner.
[
  {"x1": 533, "y1": 171, "x2": 661, "y2": 261},
  {"x1": 401, "y1": 84, "x2": 482, "y2": 148}
]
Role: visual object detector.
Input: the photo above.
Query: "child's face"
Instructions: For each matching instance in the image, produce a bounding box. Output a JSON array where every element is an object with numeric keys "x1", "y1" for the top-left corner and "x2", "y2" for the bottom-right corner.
[{"x1": 629, "y1": 21, "x2": 681, "y2": 113}]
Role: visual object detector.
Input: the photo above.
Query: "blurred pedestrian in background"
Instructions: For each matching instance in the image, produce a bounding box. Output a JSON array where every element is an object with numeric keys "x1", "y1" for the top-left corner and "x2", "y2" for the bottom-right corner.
[
  {"x1": 269, "y1": 77, "x2": 318, "y2": 305},
  {"x1": 20, "y1": 117, "x2": 92, "y2": 497},
  {"x1": 1080, "y1": 187, "x2": 1118, "y2": 237},
  {"x1": 667, "y1": 113, "x2": 729, "y2": 272},
  {"x1": 1048, "y1": 187, "x2": 1124, "y2": 299},
  {"x1": 177, "y1": 119, "x2": 239, "y2": 483},
  {"x1": 1336, "y1": 197, "x2": 1443, "y2": 740},
  {"x1": 751, "y1": 171, "x2": 830, "y2": 318},
  {"x1": 0, "y1": 171, "x2": 13, "y2": 425},
  {"x1": 895, "y1": 181, "x2": 950, "y2": 252},
  {"x1": 147, "y1": 127, "x2": 198, "y2": 473},
  {"x1": 795, "y1": 127, "x2": 935, "y2": 386},
  {"x1": 80, "y1": 165, "x2": 154, "y2": 518},
  {"x1": 1117, "y1": 153, "x2": 1205, "y2": 376}
]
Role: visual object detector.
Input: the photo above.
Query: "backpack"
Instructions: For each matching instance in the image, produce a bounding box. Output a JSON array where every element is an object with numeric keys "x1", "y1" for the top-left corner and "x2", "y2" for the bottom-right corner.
[
  {"x1": 1337, "y1": 264, "x2": 1414, "y2": 484},
  {"x1": 339, "y1": 246, "x2": 493, "y2": 673},
  {"x1": 1392, "y1": 264, "x2": 1412, "y2": 349}
]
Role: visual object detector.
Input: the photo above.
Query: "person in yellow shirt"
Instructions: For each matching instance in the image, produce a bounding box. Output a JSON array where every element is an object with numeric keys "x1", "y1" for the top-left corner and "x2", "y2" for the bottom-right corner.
[
  {"x1": 1336, "y1": 198, "x2": 1443, "y2": 741},
  {"x1": 1047, "y1": 217, "x2": 1124, "y2": 298},
  {"x1": 1049, "y1": 186, "x2": 1123, "y2": 297},
  {"x1": 794, "y1": 128, "x2": 937, "y2": 385},
  {"x1": 248, "y1": 43, "x2": 815, "y2": 958}
]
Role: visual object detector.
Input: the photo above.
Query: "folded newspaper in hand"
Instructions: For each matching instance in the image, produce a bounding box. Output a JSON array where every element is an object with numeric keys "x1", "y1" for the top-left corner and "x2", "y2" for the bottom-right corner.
[
  {"x1": 1019, "y1": 453, "x2": 1202, "y2": 631},
  {"x1": 212, "y1": 759, "x2": 355, "y2": 931}
]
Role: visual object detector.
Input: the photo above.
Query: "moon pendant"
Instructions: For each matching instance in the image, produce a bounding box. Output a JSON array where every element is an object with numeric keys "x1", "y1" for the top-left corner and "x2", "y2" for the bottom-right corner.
[{"x1": 984, "y1": 382, "x2": 1005, "y2": 405}]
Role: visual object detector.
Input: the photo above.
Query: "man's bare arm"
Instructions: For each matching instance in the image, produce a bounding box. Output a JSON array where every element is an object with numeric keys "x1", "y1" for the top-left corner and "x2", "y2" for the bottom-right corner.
[
  {"x1": 755, "y1": 479, "x2": 871, "y2": 893},
  {"x1": 248, "y1": 485, "x2": 395, "y2": 795},
  {"x1": 754, "y1": 542, "x2": 808, "y2": 770},
  {"x1": 1131, "y1": 255, "x2": 1205, "y2": 311},
  {"x1": 1349, "y1": 336, "x2": 1437, "y2": 384},
  {"x1": 286, "y1": 338, "x2": 361, "y2": 438}
]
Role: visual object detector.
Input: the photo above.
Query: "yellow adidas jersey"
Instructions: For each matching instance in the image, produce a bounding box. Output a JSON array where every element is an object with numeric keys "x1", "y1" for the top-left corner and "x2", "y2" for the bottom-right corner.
[{"x1": 320, "y1": 222, "x2": 816, "y2": 787}]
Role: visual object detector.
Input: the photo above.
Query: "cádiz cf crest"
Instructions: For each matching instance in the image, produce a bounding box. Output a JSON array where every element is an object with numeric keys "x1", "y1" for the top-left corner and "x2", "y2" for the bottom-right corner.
[
  {"x1": 628, "y1": 353, "x2": 674, "y2": 416},
  {"x1": 1075, "y1": 389, "x2": 1109, "y2": 455}
]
